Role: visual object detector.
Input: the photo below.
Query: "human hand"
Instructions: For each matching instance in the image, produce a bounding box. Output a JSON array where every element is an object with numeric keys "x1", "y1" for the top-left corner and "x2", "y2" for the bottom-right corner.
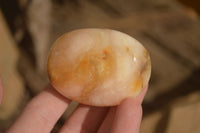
[{"x1": 1, "y1": 79, "x2": 147, "y2": 133}]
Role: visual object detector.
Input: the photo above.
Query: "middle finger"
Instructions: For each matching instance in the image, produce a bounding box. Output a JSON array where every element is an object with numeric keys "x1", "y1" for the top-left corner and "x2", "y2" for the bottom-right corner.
[{"x1": 60, "y1": 104, "x2": 109, "y2": 133}]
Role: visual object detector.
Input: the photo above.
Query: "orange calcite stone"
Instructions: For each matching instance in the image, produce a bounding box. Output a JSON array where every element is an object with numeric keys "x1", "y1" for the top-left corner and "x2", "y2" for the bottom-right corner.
[{"x1": 47, "y1": 28, "x2": 151, "y2": 106}]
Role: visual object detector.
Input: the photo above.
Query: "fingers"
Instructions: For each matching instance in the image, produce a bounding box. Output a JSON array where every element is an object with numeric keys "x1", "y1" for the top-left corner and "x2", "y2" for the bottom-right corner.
[
  {"x1": 136, "y1": 85, "x2": 148, "y2": 103},
  {"x1": 0, "y1": 76, "x2": 3, "y2": 105},
  {"x1": 6, "y1": 84, "x2": 148, "y2": 133},
  {"x1": 60, "y1": 104, "x2": 109, "y2": 133},
  {"x1": 7, "y1": 84, "x2": 71, "y2": 133},
  {"x1": 97, "y1": 107, "x2": 117, "y2": 133},
  {"x1": 110, "y1": 98, "x2": 142, "y2": 133}
]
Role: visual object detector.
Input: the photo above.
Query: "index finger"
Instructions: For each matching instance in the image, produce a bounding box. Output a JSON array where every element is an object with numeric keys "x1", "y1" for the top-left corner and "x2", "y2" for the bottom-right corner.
[{"x1": 7, "y1": 84, "x2": 71, "y2": 133}]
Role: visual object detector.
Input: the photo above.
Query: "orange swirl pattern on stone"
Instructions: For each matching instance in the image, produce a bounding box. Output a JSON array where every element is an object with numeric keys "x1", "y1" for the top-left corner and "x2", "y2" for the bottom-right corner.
[{"x1": 47, "y1": 28, "x2": 151, "y2": 106}]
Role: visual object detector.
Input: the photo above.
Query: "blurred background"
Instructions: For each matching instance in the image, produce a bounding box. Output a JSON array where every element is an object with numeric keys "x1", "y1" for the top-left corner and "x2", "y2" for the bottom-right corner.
[{"x1": 0, "y1": 0, "x2": 200, "y2": 132}]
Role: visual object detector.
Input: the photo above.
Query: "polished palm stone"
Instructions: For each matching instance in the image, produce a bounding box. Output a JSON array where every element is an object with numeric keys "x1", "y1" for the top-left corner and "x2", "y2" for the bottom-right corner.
[{"x1": 47, "y1": 28, "x2": 151, "y2": 106}]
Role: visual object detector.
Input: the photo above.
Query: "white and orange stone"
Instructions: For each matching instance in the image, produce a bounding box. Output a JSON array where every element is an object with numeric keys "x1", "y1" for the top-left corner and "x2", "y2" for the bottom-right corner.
[{"x1": 47, "y1": 28, "x2": 151, "y2": 106}]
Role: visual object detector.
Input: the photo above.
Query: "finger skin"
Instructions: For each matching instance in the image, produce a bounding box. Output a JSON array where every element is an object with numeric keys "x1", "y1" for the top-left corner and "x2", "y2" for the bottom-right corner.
[
  {"x1": 137, "y1": 86, "x2": 148, "y2": 103},
  {"x1": 60, "y1": 104, "x2": 108, "y2": 133},
  {"x1": 110, "y1": 98, "x2": 143, "y2": 133},
  {"x1": 7, "y1": 84, "x2": 70, "y2": 133},
  {"x1": 59, "y1": 86, "x2": 148, "y2": 133},
  {"x1": 98, "y1": 86, "x2": 147, "y2": 133},
  {"x1": 0, "y1": 76, "x2": 3, "y2": 105},
  {"x1": 97, "y1": 107, "x2": 117, "y2": 133}
]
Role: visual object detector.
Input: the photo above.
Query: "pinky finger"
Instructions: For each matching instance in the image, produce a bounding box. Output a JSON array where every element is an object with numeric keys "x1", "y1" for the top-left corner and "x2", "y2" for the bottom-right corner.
[{"x1": 110, "y1": 98, "x2": 142, "y2": 133}]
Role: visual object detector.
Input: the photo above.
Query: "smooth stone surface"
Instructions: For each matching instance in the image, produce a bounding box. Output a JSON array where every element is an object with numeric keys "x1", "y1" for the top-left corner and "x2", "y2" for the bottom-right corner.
[{"x1": 47, "y1": 28, "x2": 151, "y2": 106}]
